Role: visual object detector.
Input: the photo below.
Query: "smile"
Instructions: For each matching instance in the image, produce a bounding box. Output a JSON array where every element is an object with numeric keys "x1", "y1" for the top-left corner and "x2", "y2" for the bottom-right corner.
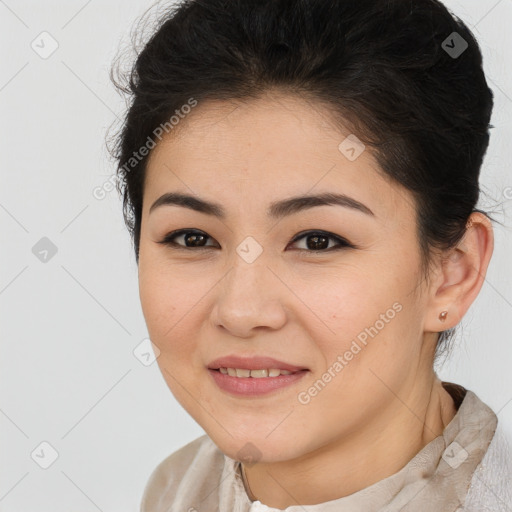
[
  {"x1": 208, "y1": 368, "x2": 309, "y2": 396},
  {"x1": 219, "y1": 367, "x2": 294, "y2": 377}
]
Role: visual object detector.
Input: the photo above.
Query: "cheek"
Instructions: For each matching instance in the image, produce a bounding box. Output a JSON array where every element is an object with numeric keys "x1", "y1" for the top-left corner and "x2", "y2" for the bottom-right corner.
[
  {"x1": 301, "y1": 273, "x2": 389, "y2": 338},
  {"x1": 307, "y1": 271, "x2": 414, "y2": 370},
  {"x1": 138, "y1": 275, "x2": 172, "y2": 336},
  {"x1": 138, "y1": 267, "x2": 205, "y2": 402},
  {"x1": 138, "y1": 264, "x2": 194, "y2": 350}
]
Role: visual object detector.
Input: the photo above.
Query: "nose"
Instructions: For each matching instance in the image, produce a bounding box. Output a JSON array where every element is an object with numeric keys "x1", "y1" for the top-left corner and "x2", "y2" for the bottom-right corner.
[{"x1": 210, "y1": 256, "x2": 288, "y2": 338}]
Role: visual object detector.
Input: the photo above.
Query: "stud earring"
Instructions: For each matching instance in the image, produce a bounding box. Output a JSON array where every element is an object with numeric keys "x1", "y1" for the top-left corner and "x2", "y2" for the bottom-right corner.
[{"x1": 439, "y1": 311, "x2": 448, "y2": 322}]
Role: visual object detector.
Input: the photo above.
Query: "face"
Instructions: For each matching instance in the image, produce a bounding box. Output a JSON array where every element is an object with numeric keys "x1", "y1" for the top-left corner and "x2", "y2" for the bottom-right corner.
[{"x1": 138, "y1": 93, "x2": 433, "y2": 463}]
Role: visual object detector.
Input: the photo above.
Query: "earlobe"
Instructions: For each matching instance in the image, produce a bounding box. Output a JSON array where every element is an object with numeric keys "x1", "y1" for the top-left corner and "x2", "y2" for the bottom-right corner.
[{"x1": 424, "y1": 212, "x2": 494, "y2": 333}]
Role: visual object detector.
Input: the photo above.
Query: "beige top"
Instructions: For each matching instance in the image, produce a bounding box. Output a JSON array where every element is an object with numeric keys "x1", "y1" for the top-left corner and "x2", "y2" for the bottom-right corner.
[{"x1": 140, "y1": 383, "x2": 502, "y2": 511}]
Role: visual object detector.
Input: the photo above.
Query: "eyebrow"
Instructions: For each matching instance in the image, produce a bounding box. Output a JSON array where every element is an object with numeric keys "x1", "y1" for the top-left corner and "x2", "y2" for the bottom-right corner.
[{"x1": 149, "y1": 191, "x2": 375, "y2": 219}]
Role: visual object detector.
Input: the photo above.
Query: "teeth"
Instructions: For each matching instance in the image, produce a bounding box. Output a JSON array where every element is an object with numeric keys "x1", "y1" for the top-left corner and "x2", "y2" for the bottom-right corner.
[
  {"x1": 249, "y1": 369, "x2": 268, "y2": 378},
  {"x1": 218, "y1": 367, "x2": 295, "y2": 378}
]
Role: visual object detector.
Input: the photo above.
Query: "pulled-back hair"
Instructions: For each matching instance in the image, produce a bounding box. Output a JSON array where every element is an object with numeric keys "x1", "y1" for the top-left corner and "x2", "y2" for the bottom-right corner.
[{"x1": 110, "y1": 0, "x2": 495, "y2": 353}]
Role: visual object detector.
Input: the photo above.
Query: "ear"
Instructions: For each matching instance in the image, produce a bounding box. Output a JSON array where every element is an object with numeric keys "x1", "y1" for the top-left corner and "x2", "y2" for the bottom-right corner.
[{"x1": 424, "y1": 212, "x2": 494, "y2": 333}]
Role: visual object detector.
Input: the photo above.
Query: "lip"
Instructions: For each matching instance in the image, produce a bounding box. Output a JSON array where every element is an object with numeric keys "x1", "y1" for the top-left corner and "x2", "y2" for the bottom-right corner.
[
  {"x1": 206, "y1": 354, "x2": 309, "y2": 397},
  {"x1": 207, "y1": 355, "x2": 308, "y2": 372},
  {"x1": 208, "y1": 368, "x2": 309, "y2": 396}
]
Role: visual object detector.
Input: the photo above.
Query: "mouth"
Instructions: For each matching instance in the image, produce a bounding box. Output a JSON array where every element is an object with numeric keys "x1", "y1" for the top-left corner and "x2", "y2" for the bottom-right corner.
[
  {"x1": 208, "y1": 367, "x2": 309, "y2": 398},
  {"x1": 211, "y1": 367, "x2": 300, "y2": 377},
  {"x1": 207, "y1": 354, "x2": 308, "y2": 373},
  {"x1": 206, "y1": 355, "x2": 309, "y2": 396}
]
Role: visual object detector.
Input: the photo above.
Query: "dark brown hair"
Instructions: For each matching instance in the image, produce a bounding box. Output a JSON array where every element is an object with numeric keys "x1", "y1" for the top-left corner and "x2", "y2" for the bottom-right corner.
[{"x1": 110, "y1": 0, "x2": 496, "y2": 355}]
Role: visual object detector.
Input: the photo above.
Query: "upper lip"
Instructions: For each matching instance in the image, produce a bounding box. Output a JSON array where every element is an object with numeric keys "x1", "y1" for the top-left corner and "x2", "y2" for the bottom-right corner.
[{"x1": 207, "y1": 355, "x2": 308, "y2": 372}]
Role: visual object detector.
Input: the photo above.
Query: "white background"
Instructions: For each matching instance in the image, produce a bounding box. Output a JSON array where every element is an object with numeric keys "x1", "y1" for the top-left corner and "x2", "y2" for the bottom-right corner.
[{"x1": 1, "y1": 0, "x2": 511, "y2": 510}]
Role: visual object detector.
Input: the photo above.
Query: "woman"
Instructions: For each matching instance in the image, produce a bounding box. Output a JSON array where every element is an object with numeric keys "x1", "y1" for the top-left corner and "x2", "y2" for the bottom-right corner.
[{"x1": 110, "y1": 0, "x2": 512, "y2": 510}]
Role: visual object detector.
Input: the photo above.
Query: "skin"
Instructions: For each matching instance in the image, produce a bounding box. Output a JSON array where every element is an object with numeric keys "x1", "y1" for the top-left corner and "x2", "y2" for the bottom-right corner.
[{"x1": 137, "y1": 92, "x2": 494, "y2": 508}]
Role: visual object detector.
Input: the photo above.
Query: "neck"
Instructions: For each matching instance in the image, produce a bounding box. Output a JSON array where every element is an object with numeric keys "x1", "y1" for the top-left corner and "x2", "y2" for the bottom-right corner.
[{"x1": 243, "y1": 375, "x2": 457, "y2": 508}]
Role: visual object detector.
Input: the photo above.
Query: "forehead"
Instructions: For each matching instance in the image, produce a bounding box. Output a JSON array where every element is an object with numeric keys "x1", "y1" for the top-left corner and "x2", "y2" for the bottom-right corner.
[{"x1": 143, "y1": 94, "x2": 415, "y2": 224}]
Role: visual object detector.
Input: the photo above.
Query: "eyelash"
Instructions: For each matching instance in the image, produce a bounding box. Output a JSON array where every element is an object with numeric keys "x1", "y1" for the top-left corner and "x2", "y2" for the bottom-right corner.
[{"x1": 157, "y1": 229, "x2": 354, "y2": 253}]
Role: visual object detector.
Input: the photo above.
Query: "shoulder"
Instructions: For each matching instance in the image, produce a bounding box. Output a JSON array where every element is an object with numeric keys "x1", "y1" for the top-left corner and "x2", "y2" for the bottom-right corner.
[
  {"x1": 463, "y1": 421, "x2": 512, "y2": 511},
  {"x1": 140, "y1": 434, "x2": 226, "y2": 512}
]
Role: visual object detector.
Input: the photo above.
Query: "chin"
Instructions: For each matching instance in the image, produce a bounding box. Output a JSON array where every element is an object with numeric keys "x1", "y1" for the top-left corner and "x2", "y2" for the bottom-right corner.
[{"x1": 205, "y1": 428, "x2": 306, "y2": 464}]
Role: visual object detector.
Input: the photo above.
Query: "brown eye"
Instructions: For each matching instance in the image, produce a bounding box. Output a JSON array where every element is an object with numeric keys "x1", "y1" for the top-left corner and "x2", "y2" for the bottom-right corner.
[
  {"x1": 158, "y1": 229, "x2": 219, "y2": 249},
  {"x1": 288, "y1": 231, "x2": 353, "y2": 252}
]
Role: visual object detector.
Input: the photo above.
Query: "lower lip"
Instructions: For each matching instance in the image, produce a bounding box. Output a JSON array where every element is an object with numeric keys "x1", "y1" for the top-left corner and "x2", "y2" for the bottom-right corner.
[{"x1": 208, "y1": 368, "x2": 309, "y2": 396}]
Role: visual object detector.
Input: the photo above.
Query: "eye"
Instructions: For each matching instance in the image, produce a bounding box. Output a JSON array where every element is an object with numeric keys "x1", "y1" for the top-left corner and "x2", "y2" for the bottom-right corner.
[
  {"x1": 287, "y1": 230, "x2": 353, "y2": 252},
  {"x1": 157, "y1": 229, "x2": 219, "y2": 249},
  {"x1": 158, "y1": 229, "x2": 353, "y2": 252}
]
